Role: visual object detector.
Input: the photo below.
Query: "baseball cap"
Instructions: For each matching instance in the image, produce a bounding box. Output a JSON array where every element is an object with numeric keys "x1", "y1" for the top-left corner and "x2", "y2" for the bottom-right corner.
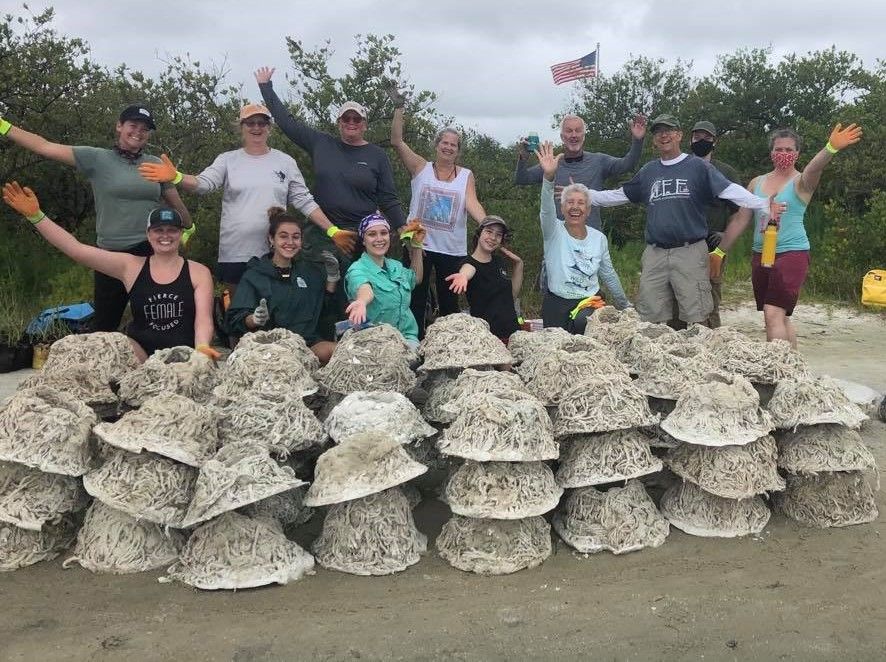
[
  {"x1": 650, "y1": 114, "x2": 681, "y2": 131},
  {"x1": 239, "y1": 103, "x2": 271, "y2": 121},
  {"x1": 337, "y1": 101, "x2": 367, "y2": 120},
  {"x1": 146, "y1": 207, "x2": 183, "y2": 229},
  {"x1": 691, "y1": 120, "x2": 717, "y2": 136},
  {"x1": 119, "y1": 104, "x2": 156, "y2": 130},
  {"x1": 478, "y1": 215, "x2": 511, "y2": 236}
]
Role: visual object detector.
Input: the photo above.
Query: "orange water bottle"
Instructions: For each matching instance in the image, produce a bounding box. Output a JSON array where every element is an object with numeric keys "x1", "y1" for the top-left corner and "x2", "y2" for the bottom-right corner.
[{"x1": 760, "y1": 221, "x2": 778, "y2": 268}]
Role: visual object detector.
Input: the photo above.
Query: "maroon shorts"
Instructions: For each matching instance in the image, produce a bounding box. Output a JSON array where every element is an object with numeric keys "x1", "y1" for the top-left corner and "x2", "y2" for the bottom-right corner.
[{"x1": 751, "y1": 250, "x2": 810, "y2": 316}]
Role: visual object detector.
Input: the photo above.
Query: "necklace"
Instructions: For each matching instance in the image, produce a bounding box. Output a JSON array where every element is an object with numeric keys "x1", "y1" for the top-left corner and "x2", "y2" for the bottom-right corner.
[{"x1": 433, "y1": 161, "x2": 457, "y2": 182}]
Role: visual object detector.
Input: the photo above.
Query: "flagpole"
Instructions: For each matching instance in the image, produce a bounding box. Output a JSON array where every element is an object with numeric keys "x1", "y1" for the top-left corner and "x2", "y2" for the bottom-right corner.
[{"x1": 596, "y1": 42, "x2": 600, "y2": 75}]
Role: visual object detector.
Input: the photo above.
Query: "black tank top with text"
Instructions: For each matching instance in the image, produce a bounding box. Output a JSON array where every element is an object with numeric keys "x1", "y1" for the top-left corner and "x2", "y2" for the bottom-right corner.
[{"x1": 127, "y1": 257, "x2": 196, "y2": 355}]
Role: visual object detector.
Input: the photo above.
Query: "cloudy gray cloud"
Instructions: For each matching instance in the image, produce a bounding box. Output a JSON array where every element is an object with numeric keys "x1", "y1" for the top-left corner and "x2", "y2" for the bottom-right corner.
[{"x1": 29, "y1": 0, "x2": 885, "y2": 145}]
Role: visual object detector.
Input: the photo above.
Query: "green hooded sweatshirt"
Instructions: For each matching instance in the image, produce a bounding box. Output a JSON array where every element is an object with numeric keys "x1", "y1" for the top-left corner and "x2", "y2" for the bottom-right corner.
[{"x1": 226, "y1": 254, "x2": 326, "y2": 344}]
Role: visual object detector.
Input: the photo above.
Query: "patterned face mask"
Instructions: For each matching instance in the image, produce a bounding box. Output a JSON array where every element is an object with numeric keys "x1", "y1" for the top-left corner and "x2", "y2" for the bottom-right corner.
[{"x1": 771, "y1": 151, "x2": 799, "y2": 171}]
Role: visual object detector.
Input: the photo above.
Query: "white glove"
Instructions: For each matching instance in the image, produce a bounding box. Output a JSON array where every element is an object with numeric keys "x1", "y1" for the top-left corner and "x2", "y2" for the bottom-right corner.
[
  {"x1": 321, "y1": 250, "x2": 341, "y2": 283},
  {"x1": 252, "y1": 298, "x2": 270, "y2": 327}
]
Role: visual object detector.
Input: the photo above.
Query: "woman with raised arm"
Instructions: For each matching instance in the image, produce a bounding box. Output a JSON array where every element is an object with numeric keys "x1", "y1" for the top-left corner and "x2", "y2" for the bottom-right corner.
[
  {"x1": 2, "y1": 182, "x2": 216, "y2": 363},
  {"x1": 534, "y1": 142, "x2": 631, "y2": 333},
  {"x1": 445, "y1": 216, "x2": 523, "y2": 344},
  {"x1": 138, "y1": 103, "x2": 354, "y2": 297},
  {"x1": 345, "y1": 215, "x2": 425, "y2": 346},
  {"x1": 226, "y1": 208, "x2": 339, "y2": 364},
  {"x1": 0, "y1": 105, "x2": 192, "y2": 332},
  {"x1": 388, "y1": 86, "x2": 487, "y2": 337},
  {"x1": 254, "y1": 66, "x2": 405, "y2": 249},
  {"x1": 715, "y1": 123, "x2": 863, "y2": 347}
]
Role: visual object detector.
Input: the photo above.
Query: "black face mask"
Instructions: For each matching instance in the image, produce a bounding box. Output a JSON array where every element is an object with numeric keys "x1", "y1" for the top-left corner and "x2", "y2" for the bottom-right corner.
[{"x1": 690, "y1": 139, "x2": 715, "y2": 157}]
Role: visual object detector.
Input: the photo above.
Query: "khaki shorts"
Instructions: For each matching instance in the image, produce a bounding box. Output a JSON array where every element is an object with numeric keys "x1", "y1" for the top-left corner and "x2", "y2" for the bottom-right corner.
[{"x1": 637, "y1": 240, "x2": 713, "y2": 324}]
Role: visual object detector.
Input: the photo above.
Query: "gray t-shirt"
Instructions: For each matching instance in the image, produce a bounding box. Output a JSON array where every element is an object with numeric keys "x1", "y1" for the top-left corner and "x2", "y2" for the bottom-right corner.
[
  {"x1": 259, "y1": 82, "x2": 406, "y2": 231},
  {"x1": 514, "y1": 140, "x2": 643, "y2": 229},
  {"x1": 72, "y1": 146, "x2": 170, "y2": 249},
  {"x1": 621, "y1": 155, "x2": 731, "y2": 247}
]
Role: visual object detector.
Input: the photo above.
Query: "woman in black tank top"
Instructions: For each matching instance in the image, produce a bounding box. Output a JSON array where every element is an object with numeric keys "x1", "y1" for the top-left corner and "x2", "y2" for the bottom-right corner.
[{"x1": 2, "y1": 182, "x2": 217, "y2": 363}]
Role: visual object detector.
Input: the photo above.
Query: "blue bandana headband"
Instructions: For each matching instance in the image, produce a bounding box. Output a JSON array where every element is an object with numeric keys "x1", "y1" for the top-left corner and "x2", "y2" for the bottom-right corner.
[{"x1": 358, "y1": 213, "x2": 390, "y2": 239}]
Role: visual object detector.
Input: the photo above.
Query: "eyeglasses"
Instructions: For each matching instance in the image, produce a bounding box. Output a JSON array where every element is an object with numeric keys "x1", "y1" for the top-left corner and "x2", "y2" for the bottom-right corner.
[{"x1": 242, "y1": 119, "x2": 270, "y2": 128}]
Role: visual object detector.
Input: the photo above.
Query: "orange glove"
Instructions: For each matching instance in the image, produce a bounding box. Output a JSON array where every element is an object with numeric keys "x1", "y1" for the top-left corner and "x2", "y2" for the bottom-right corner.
[
  {"x1": 138, "y1": 154, "x2": 183, "y2": 184},
  {"x1": 329, "y1": 228, "x2": 357, "y2": 254},
  {"x1": 2, "y1": 181, "x2": 44, "y2": 223},
  {"x1": 195, "y1": 344, "x2": 220, "y2": 361},
  {"x1": 827, "y1": 123, "x2": 862, "y2": 152}
]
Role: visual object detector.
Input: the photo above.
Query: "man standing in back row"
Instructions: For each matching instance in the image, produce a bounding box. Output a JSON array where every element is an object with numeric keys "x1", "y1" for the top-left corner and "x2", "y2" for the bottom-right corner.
[
  {"x1": 589, "y1": 114, "x2": 782, "y2": 327},
  {"x1": 515, "y1": 113, "x2": 647, "y2": 229},
  {"x1": 682, "y1": 119, "x2": 741, "y2": 327}
]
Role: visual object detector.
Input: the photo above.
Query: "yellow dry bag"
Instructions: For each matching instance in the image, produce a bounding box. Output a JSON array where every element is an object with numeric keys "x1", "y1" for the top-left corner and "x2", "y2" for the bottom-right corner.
[{"x1": 861, "y1": 269, "x2": 886, "y2": 308}]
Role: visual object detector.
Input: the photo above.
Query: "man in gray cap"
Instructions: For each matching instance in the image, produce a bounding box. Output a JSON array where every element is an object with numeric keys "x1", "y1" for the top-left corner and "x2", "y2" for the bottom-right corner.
[
  {"x1": 683, "y1": 120, "x2": 741, "y2": 327},
  {"x1": 586, "y1": 114, "x2": 782, "y2": 327}
]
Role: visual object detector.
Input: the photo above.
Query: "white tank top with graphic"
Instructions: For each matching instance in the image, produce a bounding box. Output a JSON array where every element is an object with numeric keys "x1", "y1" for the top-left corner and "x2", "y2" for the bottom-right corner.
[{"x1": 407, "y1": 161, "x2": 470, "y2": 256}]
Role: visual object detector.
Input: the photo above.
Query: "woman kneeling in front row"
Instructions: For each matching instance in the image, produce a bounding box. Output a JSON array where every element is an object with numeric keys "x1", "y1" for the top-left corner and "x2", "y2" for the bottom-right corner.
[{"x1": 226, "y1": 207, "x2": 338, "y2": 364}]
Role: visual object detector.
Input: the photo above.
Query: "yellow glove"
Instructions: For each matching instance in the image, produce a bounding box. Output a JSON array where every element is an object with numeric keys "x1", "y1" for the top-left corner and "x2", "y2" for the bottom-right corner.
[
  {"x1": 569, "y1": 295, "x2": 604, "y2": 319},
  {"x1": 709, "y1": 247, "x2": 725, "y2": 279},
  {"x1": 138, "y1": 154, "x2": 183, "y2": 184},
  {"x1": 181, "y1": 222, "x2": 197, "y2": 247},
  {"x1": 400, "y1": 220, "x2": 426, "y2": 248},
  {"x1": 826, "y1": 123, "x2": 862, "y2": 153},
  {"x1": 195, "y1": 343, "x2": 221, "y2": 361},
  {"x1": 327, "y1": 227, "x2": 357, "y2": 254},
  {"x1": 2, "y1": 181, "x2": 44, "y2": 223},
  {"x1": 0, "y1": 117, "x2": 11, "y2": 135}
]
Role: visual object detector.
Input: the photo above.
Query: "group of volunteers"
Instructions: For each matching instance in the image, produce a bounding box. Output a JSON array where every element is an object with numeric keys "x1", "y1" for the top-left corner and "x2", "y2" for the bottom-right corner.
[{"x1": 0, "y1": 64, "x2": 862, "y2": 363}]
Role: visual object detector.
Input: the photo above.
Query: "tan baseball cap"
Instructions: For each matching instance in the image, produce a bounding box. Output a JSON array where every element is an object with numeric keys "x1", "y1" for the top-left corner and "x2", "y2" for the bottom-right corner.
[{"x1": 239, "y1": 103, "x2": 271, "y2": 121}]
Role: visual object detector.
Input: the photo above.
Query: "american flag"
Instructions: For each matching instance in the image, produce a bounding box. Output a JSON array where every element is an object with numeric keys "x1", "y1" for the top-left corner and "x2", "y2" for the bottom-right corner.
[{"x1": 550, "y1": 50, "x2": 598, "y2": 85}]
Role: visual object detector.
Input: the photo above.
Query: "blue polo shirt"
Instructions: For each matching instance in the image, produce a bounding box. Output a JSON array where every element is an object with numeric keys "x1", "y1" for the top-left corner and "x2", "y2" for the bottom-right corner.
[{"x1": 345, "y1": 252, "x2": 419, "y2": 341}]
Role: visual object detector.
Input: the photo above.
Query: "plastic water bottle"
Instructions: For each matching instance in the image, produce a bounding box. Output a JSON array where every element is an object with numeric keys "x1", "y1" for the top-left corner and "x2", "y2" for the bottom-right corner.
[
  {"x1": 761, "y1": 222, "x2": 778, "y2": 268},
  {"x1": 526, "y1": 132, "x2": 540, "y2": 152}
]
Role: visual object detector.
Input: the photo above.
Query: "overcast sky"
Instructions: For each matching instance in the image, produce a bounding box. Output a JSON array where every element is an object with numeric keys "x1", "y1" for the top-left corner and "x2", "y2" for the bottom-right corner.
[{"x1": 21, "y1": 0, "x2": 886, "y2": 144}]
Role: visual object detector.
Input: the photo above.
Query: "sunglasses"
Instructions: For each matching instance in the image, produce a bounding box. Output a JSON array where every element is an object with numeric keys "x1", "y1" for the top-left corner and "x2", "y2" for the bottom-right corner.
[
  {"x1": 242, "y1": 119, "x2": 270, "y2": 128},
  {"x1": 339, "y1": 114, "x2": 364, "y2": 125}
]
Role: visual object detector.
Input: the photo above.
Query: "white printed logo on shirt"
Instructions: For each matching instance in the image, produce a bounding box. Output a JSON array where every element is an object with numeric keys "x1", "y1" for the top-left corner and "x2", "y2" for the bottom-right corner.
[
  {"x1": 296, "y1": 276, "x2": 307, "y2": 288},
  {"x1": 143, "y1": 292, "x2": 184, "y2": 332}
]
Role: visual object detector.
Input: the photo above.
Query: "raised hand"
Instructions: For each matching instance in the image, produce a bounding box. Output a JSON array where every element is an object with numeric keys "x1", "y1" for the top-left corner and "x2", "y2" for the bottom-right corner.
[
  {"x1": 254, "y1": 67, "x2": 275, "y2": 85},
  {"x1": 2, "y1": 181, "x2": 41, "y2": 219},
  {"x1": 536, "y1": 141, "x2": 563, "y2": 180},
  {"x1": 138, "y1": 154, "x2": 179, "y2": 183},
  {"x1": 445, "y1": 272, "x2": 468, "y2": 294},
  {"x1": 385, "y1": 84, "x2": 406, "y2": 109},
  {"x1": 630, "y1": 114, "x2": 647, "y2": 140},
  {"x1": 252, "y1": 298, "x2": 270, "y2": 327},
  {"x1": 828, "y1": 123, "x2": 862, "y2": 151}
]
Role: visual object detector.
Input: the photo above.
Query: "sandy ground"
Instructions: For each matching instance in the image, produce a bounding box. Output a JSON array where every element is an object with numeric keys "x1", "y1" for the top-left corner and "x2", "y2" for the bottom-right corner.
[{"x1": 1, "y1": 304, "x2": 885, "y2": 661}]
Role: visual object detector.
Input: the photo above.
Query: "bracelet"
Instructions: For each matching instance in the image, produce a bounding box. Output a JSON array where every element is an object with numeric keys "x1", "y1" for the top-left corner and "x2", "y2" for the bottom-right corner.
[
  {"x1": 181, "y1": 222, "x2": 197, "y2": 245},
  {"x1": 26, "y1": 210, "x2": 45, "y2": 225},
  {"x1": 711, "y1": 247, "x2": 726, "y2": 258},
  {"x1": 824, "y1": 141, "x2": 839, "y2": 155},
  {"x1": 326, "y1": 225, "x2": 340, "y2": 238},
  {"x1": 0, "y1": 119, "x2": 11, "y2": 136},
  {"x1": 172, "y1": 171, "x2": 184, "y2": 185}
]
